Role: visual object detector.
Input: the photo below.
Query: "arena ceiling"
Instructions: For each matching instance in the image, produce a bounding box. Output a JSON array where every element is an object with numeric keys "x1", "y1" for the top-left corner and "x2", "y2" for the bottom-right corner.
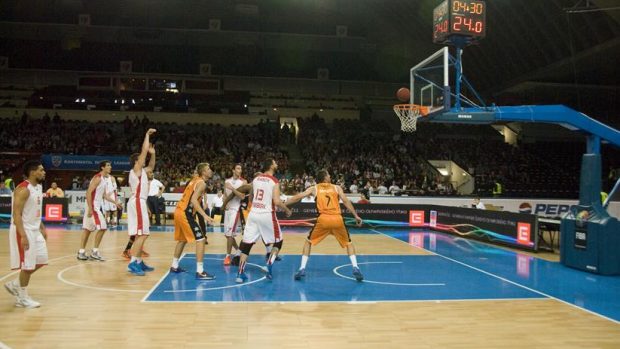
[{"x1": 1, "y1": 0, "x2": 618, "y2": 98}]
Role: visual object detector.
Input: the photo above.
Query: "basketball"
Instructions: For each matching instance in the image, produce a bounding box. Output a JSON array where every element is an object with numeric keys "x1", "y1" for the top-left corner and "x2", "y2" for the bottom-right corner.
[{"x1": 396, "y1": 87, "x2": 410, "y2": 102}]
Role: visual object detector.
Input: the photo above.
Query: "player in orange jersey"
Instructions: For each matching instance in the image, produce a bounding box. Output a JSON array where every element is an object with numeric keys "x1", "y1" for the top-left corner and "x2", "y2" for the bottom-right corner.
[
  {"x1": 169, "y1": 162, "x2": 216, "y2": 280},
  {"x1": 286, "y1": 169, "x2": 364, "y2": 281}
]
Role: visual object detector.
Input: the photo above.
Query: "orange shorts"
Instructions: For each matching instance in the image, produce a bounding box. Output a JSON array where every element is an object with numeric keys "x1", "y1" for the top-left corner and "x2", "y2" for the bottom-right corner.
[
  {"x1": 307, "y1": 214, "x2": 351, "y2": 248},
  {"x1": 174, "y1": 208, "x2": 205, "y2": 242}
]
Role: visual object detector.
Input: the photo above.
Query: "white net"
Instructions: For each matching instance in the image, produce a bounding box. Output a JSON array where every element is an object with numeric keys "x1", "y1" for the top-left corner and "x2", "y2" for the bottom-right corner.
[{"x1": 393, "y1": 104, "x2": 421, "y2": 132}]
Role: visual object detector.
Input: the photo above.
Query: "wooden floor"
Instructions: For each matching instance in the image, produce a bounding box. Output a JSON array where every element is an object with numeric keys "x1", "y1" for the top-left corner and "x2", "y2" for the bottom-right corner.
[{"x1": 1, "y1": 227, "x2": 619, "y2": 349}]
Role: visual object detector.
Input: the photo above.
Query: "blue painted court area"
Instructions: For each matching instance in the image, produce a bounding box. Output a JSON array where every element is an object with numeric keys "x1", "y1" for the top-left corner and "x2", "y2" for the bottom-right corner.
[
  {"x1": 144, "y1": 252, "x2": 543, "y2": 303},
  {"x1": 382, "y1": 229, "x2": 620, "y2": 323}
]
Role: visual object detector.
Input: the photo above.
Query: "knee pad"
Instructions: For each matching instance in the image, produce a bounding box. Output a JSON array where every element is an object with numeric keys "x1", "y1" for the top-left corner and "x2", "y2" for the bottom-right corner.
[
  {"x1": 273, "y1": 240, "x2": 283, "y2": 250},
  {"x1": 239, "y1": 241, "x2": 254, "y2": 255}
]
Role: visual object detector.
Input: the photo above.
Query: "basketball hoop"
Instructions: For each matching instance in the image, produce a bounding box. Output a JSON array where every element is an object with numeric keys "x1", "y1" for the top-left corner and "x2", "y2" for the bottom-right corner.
[{"x1": 393, "y1": 104, "x2": 429, "y2": 132}]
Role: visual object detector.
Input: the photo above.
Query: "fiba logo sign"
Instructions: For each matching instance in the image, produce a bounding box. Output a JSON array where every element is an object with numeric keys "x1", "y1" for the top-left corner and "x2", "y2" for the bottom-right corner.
[
  {"x1": 519, "y1": 202, "x2": 532, "y2": 214},
  {"x1": 51, "y1": 156, "x2": 62, "y2": 168}
]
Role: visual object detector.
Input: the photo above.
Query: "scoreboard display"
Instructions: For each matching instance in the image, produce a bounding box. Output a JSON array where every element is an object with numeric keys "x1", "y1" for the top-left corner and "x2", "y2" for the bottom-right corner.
[{"x1": 433, "y1": 0, "x2": 486, "y2": 44}]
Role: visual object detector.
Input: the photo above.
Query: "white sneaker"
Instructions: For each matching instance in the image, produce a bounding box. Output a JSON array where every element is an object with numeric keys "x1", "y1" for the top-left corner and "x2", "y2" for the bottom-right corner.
[
  {"x1": 15, "y1": 296, "x2": 41, "y2": 309},
  {"x1": 89, "y1": 250, "x2": 105, "y2": 261},
  {"x1": 4, "y1": 280, "x2": 19, "y2": 297}
]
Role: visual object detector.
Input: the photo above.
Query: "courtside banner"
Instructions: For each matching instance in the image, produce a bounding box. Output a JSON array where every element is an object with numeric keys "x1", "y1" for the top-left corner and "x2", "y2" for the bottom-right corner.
[
  {"x1": 279, "y1": 203, "x2": 538, "y2": 251},
  {"x1": 0, "y1": 196, "x2": 10, "y2": 220},
  {"x1": 42, "y1": 154, "x2": 131, "y2": 171},
  {"x1": 43, "y1": 197, "x2": 69, "y2": 223}
]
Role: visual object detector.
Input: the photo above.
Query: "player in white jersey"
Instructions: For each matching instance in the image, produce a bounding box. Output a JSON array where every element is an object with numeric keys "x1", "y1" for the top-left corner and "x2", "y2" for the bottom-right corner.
[
  {"x1": 235, "y1": 158, "x2": 291, "y2": 283},
  {"x1": 222, "y1": 163, "x2": 247, "y2": 265},
  {"x1": 126, "y1": 128, "x2": 157, "y2": 276},
  {"x1": 77, "y1": 161, "x2": 121, "y2": 261},
  {"x1": 4, "y1": 160, "x2": 48, "y2": 308},
  {"x1": 103, "y1": 175, "x2": 120, "y2": 228}
]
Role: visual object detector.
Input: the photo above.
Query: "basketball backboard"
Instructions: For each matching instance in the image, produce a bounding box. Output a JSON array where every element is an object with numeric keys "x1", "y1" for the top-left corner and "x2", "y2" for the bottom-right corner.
[{"x1": 409, "y1": 46, "x2": 451, "y2": 115}]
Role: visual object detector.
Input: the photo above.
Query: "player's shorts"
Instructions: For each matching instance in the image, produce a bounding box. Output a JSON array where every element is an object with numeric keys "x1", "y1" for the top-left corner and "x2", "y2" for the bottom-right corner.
[
  {"x1": 224, "y1": 208, "x2": 242, "y2": 237},
  {"x1": 307, "y1": 214, "x2": 351, "y2": 248},
  {"x1": 242, "y1": 211, "x2": 282, "y2": 245},
  {"x1": 127, "y1": 197, "x2": 150, "y2": 236},
  {"x1": 10, "y1": 225, "x2": 48, "y2": 271},
  {"x1": 82, "y1": 207, "x2": 107, "y2": 231},
  {"x1": 102, "y1": 200, "x2": 117, "y2": 212},
  {"x1": 174, "y1": 208, "x2": 205, "y2": 242}
]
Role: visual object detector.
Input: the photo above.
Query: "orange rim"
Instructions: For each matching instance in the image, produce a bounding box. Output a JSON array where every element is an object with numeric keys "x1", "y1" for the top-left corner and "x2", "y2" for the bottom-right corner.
[{"x1": 393, "y1": 104, "x2": 429, "y2": 117}]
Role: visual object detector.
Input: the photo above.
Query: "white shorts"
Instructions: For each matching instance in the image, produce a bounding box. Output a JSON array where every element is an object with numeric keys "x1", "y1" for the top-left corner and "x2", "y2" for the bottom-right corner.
[
  {"x1": 82, "y1": 207, "x2": 107, "y2": 231},
  {"x1": 102, "y1": 200, "x2": 117, "y2": 212},
  {"x1": 10, "y1": 225, "x2": 48, "y2": 271},
  {"x1": 224, "y1": 208, "x2": 242, "y2": 237},
  {"x1": 127, "y1": 198, "x2": 150, "y2": 236},
  {"x1": 242, "y1": 211, "x2": 282, "y2": 245}
]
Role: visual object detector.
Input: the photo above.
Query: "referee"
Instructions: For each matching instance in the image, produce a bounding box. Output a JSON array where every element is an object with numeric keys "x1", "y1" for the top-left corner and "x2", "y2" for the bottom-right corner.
[{"x1": 147, "y1": 169, "x2": 164, "y2": 226}]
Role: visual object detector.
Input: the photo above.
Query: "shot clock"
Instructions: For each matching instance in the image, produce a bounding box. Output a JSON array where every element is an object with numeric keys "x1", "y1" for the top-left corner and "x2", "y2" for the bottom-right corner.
[{"x1": 433, "y1": 0, "x2": 486, "y2": 44}]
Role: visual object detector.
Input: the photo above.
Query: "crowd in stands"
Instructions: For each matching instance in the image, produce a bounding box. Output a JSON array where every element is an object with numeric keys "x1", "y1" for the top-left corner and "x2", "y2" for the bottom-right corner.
[
  {"x1": 295, "y1": 115, "x2": 450, "y2": 196},
  {"x1": 2, "y1": 111, "x2": 617, "y2": 199},
  {"x1": 0, "y1": 112, "x2": 288, "y2": 194}
]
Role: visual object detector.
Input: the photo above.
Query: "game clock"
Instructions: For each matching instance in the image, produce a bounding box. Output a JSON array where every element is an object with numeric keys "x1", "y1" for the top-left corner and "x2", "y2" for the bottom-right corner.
[{"x1": 433, "y1": 0, "x2": 486, "y2": 44}]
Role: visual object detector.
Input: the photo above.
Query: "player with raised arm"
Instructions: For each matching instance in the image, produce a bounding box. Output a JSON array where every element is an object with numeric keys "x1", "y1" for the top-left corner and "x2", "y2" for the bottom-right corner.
[{"x1": 126, "y1": 128, "x2": 157, "y2": 276}]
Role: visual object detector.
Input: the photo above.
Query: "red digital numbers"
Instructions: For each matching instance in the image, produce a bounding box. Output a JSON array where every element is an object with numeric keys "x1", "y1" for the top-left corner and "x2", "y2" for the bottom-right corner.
[
  {"x1": 434, "y1": 19, "x2": 449, "y2": 39},
  {"x1": 474, "y1": 21, "x2": 483, "y2": 33},
  {"x1": 453, "y1": 15, "x2": 462, "y2": 31},
  {"x1": 452, "y1": 16, "x2": 484, "y2": 34},
  {"x1": 434, "y1": 0, "x2": 485, "y2": 42}
]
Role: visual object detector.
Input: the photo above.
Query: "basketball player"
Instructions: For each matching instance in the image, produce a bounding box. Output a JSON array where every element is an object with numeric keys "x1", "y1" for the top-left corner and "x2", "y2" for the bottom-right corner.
[
  {"x1": 222, "y1": 164, "x2": 247, "y2": 265},
  {"x1": 121, "y1": 170, "x2": 156, "y2": 259},
  {"x1": 169, "y1": 162, "x2": 216, "y2": 280},
  {"x1": 286, "y1": 169, "x2": 364, "y2": 282},
  {"x1": 4, "y1": 160, "x2": 48, "y2": 308},
  {"x1": 235, "y1": 158, "x2": 291, "y2": 283},
  {"x1": 77, "y1": 161, "x2": 122, "y2": 261},
  {"x1": 103, "y1": 175, "x2": 120, "y2": 229},
  {"x1": 126, "y1": 128, "x2": 157, "y2": 276},
  {"x1": 222, "y1": 171, "x2": 282, "y2": 266}
]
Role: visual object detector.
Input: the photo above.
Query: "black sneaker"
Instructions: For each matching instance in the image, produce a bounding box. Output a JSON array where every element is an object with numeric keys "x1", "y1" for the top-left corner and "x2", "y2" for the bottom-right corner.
[
  {"x1": 265, "y1": 253, "x2": 283, "y2": 262},
  {"x1": 169, "y1": 266, "x2": 187, "y2": 273},
  {"x1": 294, "y1": 268, "x2": 306, "y2": 281},
  {"x1": 352, "y1": 267, "x2": 364, "y2": 282},
  {"x1": 195, "y1": 271, "x2": 216, "y2": 280}
]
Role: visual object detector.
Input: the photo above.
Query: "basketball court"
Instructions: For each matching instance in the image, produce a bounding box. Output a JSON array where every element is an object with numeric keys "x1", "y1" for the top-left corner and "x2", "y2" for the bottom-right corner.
[
  {"x1": 2, "y1": 1, "x2": 620, "y2": 348},
  {"x1": 2, "y1": 224, "x2": 620, "y2": 348}
]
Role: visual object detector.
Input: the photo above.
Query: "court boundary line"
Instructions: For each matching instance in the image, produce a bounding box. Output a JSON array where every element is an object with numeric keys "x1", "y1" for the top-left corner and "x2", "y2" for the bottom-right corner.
[
  {"x1": 0, "y1": 245, "x2": 124, "y2": 283},
  {"x1": 0, "y1": 340, "x2": 11, "y2": 349},
  {"x1": 332, "y1": 261, "x2": 446, "y2": 286},
  {"x1": 140, "y1": 297, "x2": 549, "y2": 304},
  {"x1": 140, "y1": 253, "x2": 186, "y2": 302},
  {"x1": 141, "y1": 253, "x2": 545, "y2": 303},
  {"x1": 370, "y1": 228, "x2": 620, "y2": 325},
  {"x1": 57, "y1": 258, "x2": 162, "y2": 293}
]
